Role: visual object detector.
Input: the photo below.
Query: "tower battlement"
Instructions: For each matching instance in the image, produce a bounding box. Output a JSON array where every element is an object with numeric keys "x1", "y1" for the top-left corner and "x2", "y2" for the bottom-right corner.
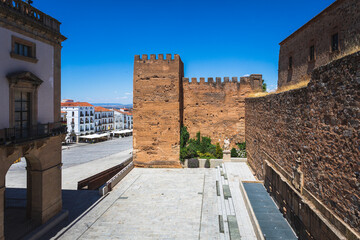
[
  {"x1": 134, "y1": 54, "x2": 180, "y2": 62},
  {"x1": 183, "y1": 74, "x2": 262, "y2": 90}
]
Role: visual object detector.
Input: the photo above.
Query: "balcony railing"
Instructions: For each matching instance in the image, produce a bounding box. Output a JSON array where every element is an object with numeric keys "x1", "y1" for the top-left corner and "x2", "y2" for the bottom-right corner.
[
  {"x1": 0, "y1": 122, "x2": 66, "y2": 145},
  {"x1": 0, "y1": 0, "x2": 61, "y2": 32}
]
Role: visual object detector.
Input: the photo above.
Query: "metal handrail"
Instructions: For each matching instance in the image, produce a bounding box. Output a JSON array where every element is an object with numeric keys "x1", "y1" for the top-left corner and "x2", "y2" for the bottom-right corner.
[{"x1": 0, "y1": 122, "x2": 66, "y2": 145}]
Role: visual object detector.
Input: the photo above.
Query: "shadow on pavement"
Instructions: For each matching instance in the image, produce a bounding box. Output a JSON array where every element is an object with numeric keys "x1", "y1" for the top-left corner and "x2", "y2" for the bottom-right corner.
[{"x1": 4, "y1": 188, "x2": 101, "y2": 240}]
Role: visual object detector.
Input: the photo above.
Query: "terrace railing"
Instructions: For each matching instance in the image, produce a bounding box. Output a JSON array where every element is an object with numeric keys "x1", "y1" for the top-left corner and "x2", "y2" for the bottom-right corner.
[
  {"x1": 0, "y1": 122, "x2": 66, "y2": 145},
  {"x1": 0, "y1": 0, "x2": 61, "y2": 32}
]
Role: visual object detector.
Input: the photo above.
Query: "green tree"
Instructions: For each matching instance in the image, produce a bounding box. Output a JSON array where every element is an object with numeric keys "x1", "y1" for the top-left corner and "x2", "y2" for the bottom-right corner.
[
  {"x1": 215, "y1": 143, "x2": 223, "y2": 159},
  {"x1": 262, "y1": 79, "x2": 267, "y2": 92},
  {"x1": 180, "y1": 126, "x2": 189, "y2": 148}
]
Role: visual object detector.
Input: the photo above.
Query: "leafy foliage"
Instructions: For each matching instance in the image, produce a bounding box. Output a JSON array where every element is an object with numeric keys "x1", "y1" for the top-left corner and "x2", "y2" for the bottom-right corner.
[
  {"x1": 231, "y1": 148, "x2": 238, "y2": 157},
  {"x1": 237, "y1": 142, "x2": 246, "y2": 151},
  {"x1": 236, "y1": 141, "x2": 247, "y2": 158},
  {"x1": 262, "y1": 79, "x2": 267, "y2": 92},
  {"x1": 180, "y1": 129, "x2": 222, "y2": 162},
  {"x1": 215, "y1": 143, "x2": 223, "y2": 159},
  {"x1": 180, "y1": 126, "x2": 190, "y2": 148}
]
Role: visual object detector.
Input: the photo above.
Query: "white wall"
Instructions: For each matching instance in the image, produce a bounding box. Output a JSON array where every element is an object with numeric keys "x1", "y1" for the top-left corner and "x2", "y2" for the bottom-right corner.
[{"x1": 0, "y1": 26, "x2": 54, "y2": 129}]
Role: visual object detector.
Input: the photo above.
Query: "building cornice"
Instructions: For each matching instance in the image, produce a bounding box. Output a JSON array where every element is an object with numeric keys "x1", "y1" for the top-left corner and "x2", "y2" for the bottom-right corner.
[{"x1": 0, "y1": 0, "x2": 66, "y2": 45}]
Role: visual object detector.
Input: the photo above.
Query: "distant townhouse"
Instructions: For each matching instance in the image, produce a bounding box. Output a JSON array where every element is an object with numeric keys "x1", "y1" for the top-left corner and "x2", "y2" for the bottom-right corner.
[
  {"x1": 112, "y1": 109, "x2": 133, "y2": 130},
  {"x1": 61, "y1": 102, "x2": 95, "y2": 142},
  {"x1": 94, "y1": 107, "x2": 114, "y2": 132}
]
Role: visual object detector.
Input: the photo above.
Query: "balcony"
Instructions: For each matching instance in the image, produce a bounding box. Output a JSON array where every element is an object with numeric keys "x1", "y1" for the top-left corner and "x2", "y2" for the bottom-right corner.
[
  {"x1": 90, "y1": 112, "x2": 94, "y2": 116},
  {"x1": 0, "y1": 0, "x2": 63, "y2": 33},
  {"x1": 80, "y1": 113, "x2": 84, "y2": 117},
  {"x1": 85, "y1": 112, "x2": 89, "y2": 117},
  {"x1": 0, "y1": 122, "x2": 67, "y2": 145}
]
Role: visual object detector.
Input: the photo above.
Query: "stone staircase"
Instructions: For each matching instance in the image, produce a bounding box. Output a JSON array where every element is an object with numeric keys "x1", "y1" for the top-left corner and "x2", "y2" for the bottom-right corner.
[{"x1": 216, "y1": 163, "x2": 241, "y2": 240}]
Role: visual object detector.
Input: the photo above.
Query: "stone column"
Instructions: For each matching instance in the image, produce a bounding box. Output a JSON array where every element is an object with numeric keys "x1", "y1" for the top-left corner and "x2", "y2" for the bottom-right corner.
[
  {"x1": 29, "y1": 164, "x2": 62, "y2": 224},
  {"x1": 26, "y1": 166, "x2": 32, "y2": 219},
  {"x1": 0, "y1": 186, "x2": 4, "y2": 240}
]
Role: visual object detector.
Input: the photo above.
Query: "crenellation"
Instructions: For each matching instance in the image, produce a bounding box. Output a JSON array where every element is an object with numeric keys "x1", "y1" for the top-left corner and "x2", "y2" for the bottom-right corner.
[
  {"x1": 135, "y1": 53, "x2": 186, "y2": 63},
  {"x1": 182, "y1": 76, "x2": 258, "y2": 85},
  {"x1": 183, "y1": 77, "x2": 189, "y2": 83}
]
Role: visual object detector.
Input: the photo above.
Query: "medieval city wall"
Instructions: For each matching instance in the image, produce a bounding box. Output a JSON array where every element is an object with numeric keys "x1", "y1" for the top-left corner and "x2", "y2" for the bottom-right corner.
[
  {"x1": 183, "y1": 76, "x2": 257, "y2": 146},
  {"x1": 133, "y1": 53, "x2": 262, "y2": 167},
  {"x1": 133, "y1": 54, "x2": 184, "y2": 168},
  {"x1": 246, "y1": 52, "x2": 360, "y2": 238}
]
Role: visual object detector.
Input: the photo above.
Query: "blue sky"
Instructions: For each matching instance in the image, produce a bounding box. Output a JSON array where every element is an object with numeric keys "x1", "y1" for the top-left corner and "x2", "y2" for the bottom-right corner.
[{"x1": 34, "y1": 0, "x2": 335, "y2": 104}]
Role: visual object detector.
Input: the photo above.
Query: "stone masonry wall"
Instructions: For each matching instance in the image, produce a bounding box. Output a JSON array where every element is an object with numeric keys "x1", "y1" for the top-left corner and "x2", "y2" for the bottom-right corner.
[
  {"x1": 183, "y1": 76, "x2": 261, "y2": 146},
  {"x1": 246, "y1": 52, "x2": 360, "y2": 234},
  {"x1": 133, "y1": 54, "x2": 184, "y2": 168},
  {"x1": 278, "y1": 0, "x2": 360, "y2": 88}
]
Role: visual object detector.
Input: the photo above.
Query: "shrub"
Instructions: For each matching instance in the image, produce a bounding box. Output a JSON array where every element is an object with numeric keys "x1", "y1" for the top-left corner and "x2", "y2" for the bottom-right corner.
[
  {"x1": 237, "y1": 142, "x2": 246, "y2": 151},
  {"x1": 188, "y1": 158, "x2": 199, "y2": 168},
  {"x1": 215, "y1": 143, "x2": 223, "y2": 159},
  {"x1": 231, "y1": 148, "x2": 238, "y2": 157},
  {"x1": 205, "y1": 159, "x2": 210, "y2": 168},
  {"x1": 238, "y1": 150, "x2": 247, "y2": 158},
  {"x1": 180, "y1": 128, "x2": 220, "y2": 162}
]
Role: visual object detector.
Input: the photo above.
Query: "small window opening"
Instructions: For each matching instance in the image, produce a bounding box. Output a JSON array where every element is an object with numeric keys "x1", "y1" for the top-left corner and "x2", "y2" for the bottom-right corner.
[{"x1": 332, "y1": 33, "x2": 339, "y2": 52}]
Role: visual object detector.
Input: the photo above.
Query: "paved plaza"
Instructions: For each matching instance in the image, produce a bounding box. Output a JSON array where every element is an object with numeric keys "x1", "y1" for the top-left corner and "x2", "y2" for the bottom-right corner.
[
  {"x1": 6, "y1": 136, "x2": 133, "y2": 189},
  {"x1": 4, "y1": 137, "x2": 296, "y2": 239},
  {"x1": 52, "y1": 162, "x2": 260, "y2": 240}
]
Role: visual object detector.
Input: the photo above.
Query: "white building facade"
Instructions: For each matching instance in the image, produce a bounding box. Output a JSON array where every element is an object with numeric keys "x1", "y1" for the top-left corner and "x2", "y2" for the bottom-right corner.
[
  {"x1": 94, "y1": 107, "x2": 114, "y2": 132},
  {"x1": 113, "y1": 109, "x2": 133, "y2": 130},
  {"x1": 61, "y1": 102, "x2": 95, "y2": 141}
]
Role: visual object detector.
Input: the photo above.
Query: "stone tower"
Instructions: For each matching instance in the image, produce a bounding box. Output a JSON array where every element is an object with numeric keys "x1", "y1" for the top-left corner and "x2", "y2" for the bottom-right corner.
[{"x1": 133, "y1": 54, "x2": 184, "y2": 168}]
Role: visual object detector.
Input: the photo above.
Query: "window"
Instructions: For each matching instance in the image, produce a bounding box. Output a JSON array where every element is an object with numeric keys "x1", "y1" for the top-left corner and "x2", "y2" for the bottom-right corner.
[
  {"x1": 309, "y1": 45, "x2": 315, "y2": 61},
  {"x1": 14, "y1": 91, "x2": 31, "y2": 138},
  {"x1": 11, "y1": 36, "x2": 37, "y2": 63},
  {"x1": 72, "y1": 111, "x2": 74, "y2": 117},
  {"x1": 288, "y1": 56, "x2": 293, "y2": 69},
  {"x1": 332, "y1": 33, "x2": 339, "y2": 52}
]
